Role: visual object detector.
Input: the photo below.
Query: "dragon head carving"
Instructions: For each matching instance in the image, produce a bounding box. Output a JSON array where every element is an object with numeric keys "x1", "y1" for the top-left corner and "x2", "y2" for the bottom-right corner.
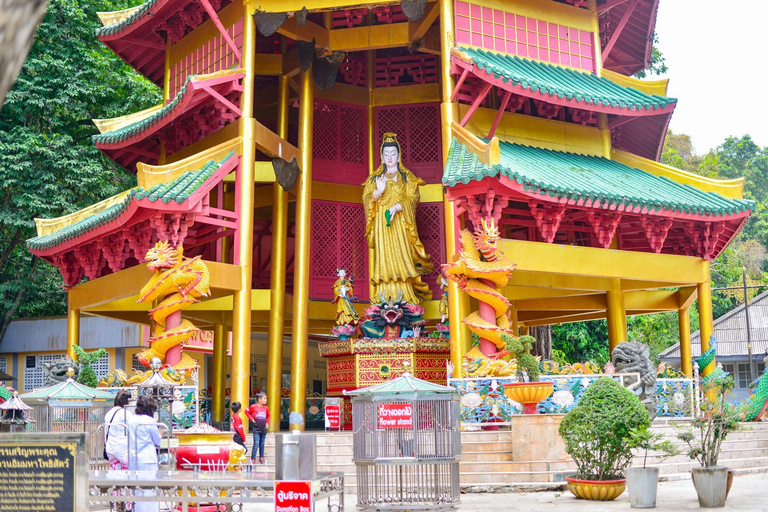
[
  {"x1": 473, "y1": 217, "x2": 499, "y2": 253},
  {"x1": 144, "y1": 240, "x2": 181, "y2": 271},
  {"x1": 611, "y1": 341, "x2": 658, "y2": 419}
]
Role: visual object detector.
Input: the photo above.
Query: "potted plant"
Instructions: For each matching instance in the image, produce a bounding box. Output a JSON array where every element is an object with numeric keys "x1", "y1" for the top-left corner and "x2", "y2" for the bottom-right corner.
[
  {"x1": 625, "y1": 424, "x2": 680, "y2": 508},
  {"x1": 559, "y1": 376, "x2": 650, "y2": 501},
  {"x1": 677, "y1": 370, "x2": 742, "y2": 508},
  {"x1": 500, "y1": 334, "x2": 553, "y2": 414}
]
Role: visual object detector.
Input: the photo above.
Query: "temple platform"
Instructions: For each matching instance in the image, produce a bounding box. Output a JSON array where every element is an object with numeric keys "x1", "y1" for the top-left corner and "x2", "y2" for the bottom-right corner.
[{"x1": 256, "y1": 419, "x2": 768, "y2": 492}]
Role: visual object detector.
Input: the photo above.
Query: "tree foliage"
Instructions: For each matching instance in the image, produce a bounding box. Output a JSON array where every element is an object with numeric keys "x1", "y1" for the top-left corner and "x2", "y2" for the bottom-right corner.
[{"x1": 0, "y1": 0, "x2": 160, "y2": 340}]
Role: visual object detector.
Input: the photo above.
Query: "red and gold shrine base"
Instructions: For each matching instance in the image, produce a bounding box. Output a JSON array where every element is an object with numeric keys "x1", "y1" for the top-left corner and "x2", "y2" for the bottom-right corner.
[
  {"x1": 174, "y1": 432, "x2": 246, "y2": 471},
  {"x1": 320, "y1": 337, "x2": 450, "y2": 430}
]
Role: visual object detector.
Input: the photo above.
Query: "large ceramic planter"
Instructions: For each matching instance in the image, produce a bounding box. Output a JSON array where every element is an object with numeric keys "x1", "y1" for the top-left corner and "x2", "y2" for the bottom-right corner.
[
  {"x1": 626, "y1": 467, "x2": 659, "y2": 508},
  {"x1": 691, "y1": 467, "x2": 728, "y2": 508},
  {"x1": 565, "y1": 476, "x2": 626, "y2": 501},
  {"x1": 502, "y1": 381, "x2": 554, "y2": 414}
]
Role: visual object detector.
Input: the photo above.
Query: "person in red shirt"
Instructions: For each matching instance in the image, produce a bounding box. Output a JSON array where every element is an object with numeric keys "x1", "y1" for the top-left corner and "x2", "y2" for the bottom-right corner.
[
  {"x1": 230, "y1": 402, "x2": 247, "y2": 451},
  {"x1": 245, "y1": 392, "x2": 270, "y2": 464}
]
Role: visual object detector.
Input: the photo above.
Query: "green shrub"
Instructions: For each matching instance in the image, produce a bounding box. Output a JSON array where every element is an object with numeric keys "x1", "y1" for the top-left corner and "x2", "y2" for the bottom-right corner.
[
  {"x1": 501, "y1": 334, "x2": 540, "y2": 382},
  {"x1": 559, "y1": 377, "x2": 650, "y2": 480}
]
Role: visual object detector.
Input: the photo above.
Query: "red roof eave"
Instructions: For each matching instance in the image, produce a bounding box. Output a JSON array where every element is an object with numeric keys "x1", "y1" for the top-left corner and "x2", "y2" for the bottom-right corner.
[{"x1": 445, "y1": 176, "x2": 753, "y2": 224}]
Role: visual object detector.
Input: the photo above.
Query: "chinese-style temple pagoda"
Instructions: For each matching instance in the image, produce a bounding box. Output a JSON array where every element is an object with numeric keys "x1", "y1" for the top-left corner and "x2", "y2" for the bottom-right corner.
[{"x1": 26, "y1": 0, "x2": 753, "y2": 429}]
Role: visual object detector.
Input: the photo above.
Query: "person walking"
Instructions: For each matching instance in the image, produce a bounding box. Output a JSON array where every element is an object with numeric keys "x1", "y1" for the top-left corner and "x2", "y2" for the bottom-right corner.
[
  {"x1": 128, "y1": 395, "x2": 161, "y2": 512},
  {"x1": 230, "y1": 401, "x2": 247, "y2": 451},
  {"x1": 104, "y1": 390, "x2": 132, "y2": 470},
  {"x1": 245, "y1": 392, "x2": 270, "y2": 464}
]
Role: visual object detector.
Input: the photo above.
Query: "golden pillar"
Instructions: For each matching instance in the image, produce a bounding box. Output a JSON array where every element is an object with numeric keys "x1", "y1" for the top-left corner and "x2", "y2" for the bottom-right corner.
[
  {"x1": 510, "y1": 305, "x2": 519, "y2": 336},
  {"x1": 267, "y1": 72, "x2": 290, "y2": 431},
  {"x1": 697, "y1": 267, "x2": 715, "y2": 376},
  {"x1": 66, "y1": 292, "x2": 80, "y2": 360},
  {"x1": 520, "y1": 326, "x2": 529, "y2": 336},
  {"x1": 367, "y1": 49, "x2": 376, "y2": 298},
  {"x1": 606, "y1": 279, "x2": 627, "y2": 354},
  {"x1": 439, "y1": 0, "x2": 468, "y2": 375},
  {"x1": 231, "y1": 8, "x2": 257, "y2": 412},
  {"x1": 289, "y1": 68, "x2": 314, "y2": 430},
  {"x1": 678, "y1": 307, "x2": 692, "y2": 378},
  {"x1": 211, "y1": 323, "x2": 227, "y2": 425}
]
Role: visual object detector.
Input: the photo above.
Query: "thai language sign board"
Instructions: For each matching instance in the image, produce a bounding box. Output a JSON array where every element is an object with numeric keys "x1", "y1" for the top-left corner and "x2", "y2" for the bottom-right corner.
[
  {"x1": 275, "y1": 480, "x2": 313, "y2": 512},
  {"x1": 377, "y1": 403, "x2": 413, "y2": 428},
  {"x1": 324, "y1": 405, "x2": 341, "y2": 430},
  {"x1": 0, "y1": 432, "x2": 86, "y2": 512}
]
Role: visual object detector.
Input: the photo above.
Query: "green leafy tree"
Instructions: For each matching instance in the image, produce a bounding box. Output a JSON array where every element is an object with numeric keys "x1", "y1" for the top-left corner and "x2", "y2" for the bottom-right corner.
[
  {"x1": 73, "y1": 344, "x2": 107, "y2": 388},
  {"x1": 0, "y1": 0, "x2": 161, "y2": 340},
  {"x1": 552, "y1": 320, "x2": 610, "y2": 366},
  {"x1": 634, "y1": 32, "x2": 667, "y2": 79}
]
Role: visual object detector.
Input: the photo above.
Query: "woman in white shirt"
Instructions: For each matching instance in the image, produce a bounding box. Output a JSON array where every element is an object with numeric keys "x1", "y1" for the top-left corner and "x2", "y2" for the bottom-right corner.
[
  {"x1": 128, "y1": 395, "x2": 161, "y2": 512},
  {"x1": 104, "y1": 390, "x2": 132, "y2": 470}
]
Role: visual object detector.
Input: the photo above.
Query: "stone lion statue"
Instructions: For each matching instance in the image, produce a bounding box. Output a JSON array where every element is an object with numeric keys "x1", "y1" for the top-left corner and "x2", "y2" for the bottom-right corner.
[
  {"x1": 611, "y1": 341, "x2": 657, "y2": 420},
  {"x1": 42, "y1": 357, "x2": 78, "y2": 387}
]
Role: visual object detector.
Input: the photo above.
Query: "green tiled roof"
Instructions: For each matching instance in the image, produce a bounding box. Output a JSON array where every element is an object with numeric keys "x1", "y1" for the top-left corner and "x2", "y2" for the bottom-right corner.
[
  {"x1": 20, "y1": 378, "x2": 115, "y2": 400},
  {"x1": 28, "y1": 151, "x2": 236, "y2": 252},
  {"x1": 443, "y1": 139, "x2": 754, "y2": 217},
  {"x1": 96, "y1": 0, "x2": 160, "y2": 37},
  {"x1": 458, "y1": 47, "x2": 676, "y2": 112},
  {"x1": 345, "y1": 373, "x2": 458, "y2": 398},
  {"x1": 93, "y1": 74, "x2": 194, "y2": 146}
]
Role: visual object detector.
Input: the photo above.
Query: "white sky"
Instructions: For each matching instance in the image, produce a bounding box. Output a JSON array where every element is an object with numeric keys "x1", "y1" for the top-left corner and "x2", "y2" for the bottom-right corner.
[{"x1": 654, "y1": 1, "x2": 768, "y2": 155}]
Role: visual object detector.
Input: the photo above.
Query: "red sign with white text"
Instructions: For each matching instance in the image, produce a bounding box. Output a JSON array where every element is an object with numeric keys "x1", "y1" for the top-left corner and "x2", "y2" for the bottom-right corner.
[
  {"x1": 377, "y1": 403, "x2": 413, "y2": 429},
  {"x1": 275, "y1": 481, "x2": 313, "y2": 512},
  {"x1": 325, "y1": 405, "x2": 341, "y2": 429}
]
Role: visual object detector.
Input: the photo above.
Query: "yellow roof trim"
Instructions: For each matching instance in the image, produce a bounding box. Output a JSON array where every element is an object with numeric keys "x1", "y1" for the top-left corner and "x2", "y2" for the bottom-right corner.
[
  {"x1": 96, "y1": 5, "x2": 146, "y2": 27},
  {"x1": 611, "y1": 149, "x2": 746, "y2": 200},
  {"x1": 602, "y1": 69, "x2": 670, "y2": 97},
  {"x1": 34, "y1": 188, "x2": 138, "y2": 237},
  {"x1": 93, "y1": 104, "x2": 163, "y2": 134},
  {"x1": 451, "y1": 122, "x2": 500, "y2": 166},
  {"x1": 137, "y1": 138, "x2": 243, "y2": 189}
]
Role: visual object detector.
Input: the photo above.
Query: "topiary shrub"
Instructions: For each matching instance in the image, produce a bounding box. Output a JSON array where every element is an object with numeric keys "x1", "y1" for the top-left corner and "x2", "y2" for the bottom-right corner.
[{"x1": 558, "y1": 376, "x2": 650, "y2": 480}]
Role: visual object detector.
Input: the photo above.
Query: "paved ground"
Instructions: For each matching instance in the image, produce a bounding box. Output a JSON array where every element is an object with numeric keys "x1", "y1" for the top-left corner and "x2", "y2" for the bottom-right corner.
[
  {"x1": 244, "y1": 472, "x2": 768, "y2": 511},
  {"x1": 94, "y1": 472, "x2": 768, "y2": 511}
]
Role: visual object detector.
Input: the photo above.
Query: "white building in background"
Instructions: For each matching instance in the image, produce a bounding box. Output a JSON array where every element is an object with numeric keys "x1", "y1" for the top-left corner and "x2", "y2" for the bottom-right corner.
[{"x1": 660, "y1": 290, "x2": 768, "y2": 401}]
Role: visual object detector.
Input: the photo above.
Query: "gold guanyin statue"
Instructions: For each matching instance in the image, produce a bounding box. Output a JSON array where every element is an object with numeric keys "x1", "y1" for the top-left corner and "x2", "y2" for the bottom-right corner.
[
  {"x1": 332, "y1": 268, "x2": 359, "y2": 326},
  {"x1": 363, "y1": 133, "x2": 434, "y2": 304}
]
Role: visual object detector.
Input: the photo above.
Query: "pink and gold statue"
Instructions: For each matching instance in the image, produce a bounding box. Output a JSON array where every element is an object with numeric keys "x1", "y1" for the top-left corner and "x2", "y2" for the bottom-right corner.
[
  {"x1": 363, "y1": 132, "x2": 434, "y2": 304},
  {"x1": 136, "y1": 241, "x2": 210, "y2": 371},
  {"x1": 443, "y1": 217, "x2": 516, "y2": 360}
]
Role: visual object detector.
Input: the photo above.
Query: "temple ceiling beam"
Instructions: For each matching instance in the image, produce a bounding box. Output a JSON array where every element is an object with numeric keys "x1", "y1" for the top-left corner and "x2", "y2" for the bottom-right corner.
[
  {"x1": 253, "y1": 119, "x2": 300, "y2": 162},
  {"x1": 277, "y1": 16, "x2": 330, "y2": 48},
  {"x1": 499, "y1": 239, "x2": 709, "y2": 285},
  {"x1": 408, "y1": 1, "x2": 439, "y2": 41},
  {"x1": 69, "y1": 260, "x2": 241, "y2": 310}
]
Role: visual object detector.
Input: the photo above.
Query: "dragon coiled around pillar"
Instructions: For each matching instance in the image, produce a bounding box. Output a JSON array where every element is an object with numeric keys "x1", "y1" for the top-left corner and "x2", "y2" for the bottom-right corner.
[
  {"x1": 136, "y1": 241, "x2": 210, "y2": 371},
  {"x1": 443, "y1": 217, "x2": 516, "y2": 362}
]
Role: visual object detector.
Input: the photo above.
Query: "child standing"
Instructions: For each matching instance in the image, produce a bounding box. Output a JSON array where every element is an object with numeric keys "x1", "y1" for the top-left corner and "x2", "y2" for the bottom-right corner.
[
  {"x1": 230, "y1": 402, "x2": 247, "y2": 452},
  {"x1": 245, "y1": 392, "x2": 270, "y2": 464}
]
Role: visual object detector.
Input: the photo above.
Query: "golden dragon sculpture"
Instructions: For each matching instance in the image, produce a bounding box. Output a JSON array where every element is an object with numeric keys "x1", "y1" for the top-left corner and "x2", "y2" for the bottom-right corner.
[
  {"x1": 136, "y1": 241, "x2": 210, "y2": 371},
  {"x1": 443, "y1": 217, "x2": 517, "y2": 375}
]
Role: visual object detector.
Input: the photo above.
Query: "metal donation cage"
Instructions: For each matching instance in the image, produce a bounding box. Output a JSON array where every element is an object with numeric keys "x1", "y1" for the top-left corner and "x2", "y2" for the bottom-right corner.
[{"x1": 346, "y1": 371, "x2": 461, "y2": 510}]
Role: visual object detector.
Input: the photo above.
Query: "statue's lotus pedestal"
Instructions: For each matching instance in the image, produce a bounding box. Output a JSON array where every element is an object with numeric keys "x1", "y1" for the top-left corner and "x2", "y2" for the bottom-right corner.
[{"x1": 319, "y1": 337, "x2": 450, "y2": 428}]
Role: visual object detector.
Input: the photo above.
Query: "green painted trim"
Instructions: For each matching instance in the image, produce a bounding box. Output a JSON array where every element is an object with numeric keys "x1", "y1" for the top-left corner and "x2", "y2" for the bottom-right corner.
[
  {"x1": 459, "y1": 47, "x2": 677, "y2": 112},
  {"x1": 96, "y1": 0, "x2": 161, "y2": 37},
  {"x1": 443, "y1": 139, "x2": 754, "y2": 217}
]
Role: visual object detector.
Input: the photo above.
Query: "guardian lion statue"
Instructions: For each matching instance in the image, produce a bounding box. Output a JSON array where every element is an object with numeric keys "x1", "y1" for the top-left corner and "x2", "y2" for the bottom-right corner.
[
  {"x1": 42, "y1": 357, "x2": 79, "y2": 386},
  {"x1": 611, "y1": 341, "x2": 657, "y2": 420}
]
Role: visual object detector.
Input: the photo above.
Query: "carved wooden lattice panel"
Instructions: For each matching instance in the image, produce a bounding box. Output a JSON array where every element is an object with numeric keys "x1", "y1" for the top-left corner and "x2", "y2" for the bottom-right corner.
[
  {"x1": 309, "y1": 200, "x2": 369, "y2": 301},
  {"x1": 415, "y1": 202, "x2": 446, "y2": 298},
  {"x1": 374, "y1": 103, "x2": 442, "y2": 184},
  {"x1": 313, "y1": 100, "x2": 368, "y2": 185},
  {"x1": 169, "y1": 19, "x2": 243, "y2": 98}
]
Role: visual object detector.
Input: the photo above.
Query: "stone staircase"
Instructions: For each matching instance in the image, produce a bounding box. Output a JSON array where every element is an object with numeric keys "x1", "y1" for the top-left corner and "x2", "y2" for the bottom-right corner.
[{"x1": 257, "y1": 420, "x2": 768, "y2": 493}]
